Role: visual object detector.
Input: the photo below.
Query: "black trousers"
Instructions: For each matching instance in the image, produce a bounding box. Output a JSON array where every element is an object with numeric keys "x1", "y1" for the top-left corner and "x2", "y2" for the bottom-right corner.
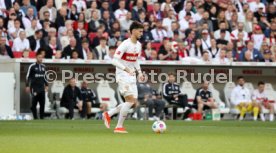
[
  {"x1": 165, "y1": 94, "x2": 191, "y2": 120},
  {"x1": 137, "y1": 99, "x2": 166, "y2": 118},
  {"x1": 63, "y1": 100, "x2": 78, "y2": 119},
  {"x1": 30, "y1": 91, "x2": 45, "y2": 119}
]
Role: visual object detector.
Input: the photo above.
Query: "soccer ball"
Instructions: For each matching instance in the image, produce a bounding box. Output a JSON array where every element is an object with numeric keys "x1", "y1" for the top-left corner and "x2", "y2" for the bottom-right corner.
[{"x1": 152, "y1": 121, "x2": 167, "y2": 133}]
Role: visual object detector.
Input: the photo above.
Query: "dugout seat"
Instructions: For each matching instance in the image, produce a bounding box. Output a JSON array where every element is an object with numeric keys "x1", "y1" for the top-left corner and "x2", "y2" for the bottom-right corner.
[
  {"x1": 244, "y1": 82, "x2": 254, "y2": 94},
  {"x1": 223, "y1": 82, "x2": 240, "y2": 114},
  {"x1": 262, "y1": 83, "x2": 276, "y2": 114},
  {"x1": 208, "y1": 83, "x2": 230, "y2": 114},
  {"x1": 97, "y1": 80, "x2": 117, "y2": 110}
]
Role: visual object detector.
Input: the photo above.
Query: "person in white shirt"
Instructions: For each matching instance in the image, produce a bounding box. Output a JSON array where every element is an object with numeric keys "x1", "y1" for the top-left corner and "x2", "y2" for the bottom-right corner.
[
  {"x1": 39, "y1": 0, "x2": 57, "y2": 22},
  {"x1": 151, "y1": 20, "x2": 168, "y2": 42},
  {"x1": 8, "y1": 19, "x2": 24, "y2": 40},
  {"x1": 201, "y1": 51, "x2": 211, "y2": 62},
  {"x1": 178, "y1": 1, "x2": 195, "y2": 21},
  {"x1": 214, "y1": 21, "x2": 231, "y2": 41},
  {"x1": 114, "y1": 0, "x2": 128, "y2": 21},
  {"x1": 120, "y1": 12, "x2": 133, "y2": 33},
  {"x1": 104, "y1": 46, "x2": 116, "y2": 60},
  {"x1": 252, "y1": 81, "x2": 274, "y2": 122},
  {"x1": 22, "y1": 7, "x2": 42, "y2": 30},
  {"x1": 214, "y1": 49, "x2": 229, "y2": 63},
  {"x1": 12, "y1": 31, "x2": 30, "y2": 52},
  {"x1": 249, "y1": 0, "x2": 266, "y2": 12},
  {"x1": 231, "y1": 76, "x2": 259, "y2": 121},
  {"x1": 162, "y1": 9, "x2": 177, "y2": 33},
  {"x1": 25, "y1": 19, "x2": 40, "y2": 37},
  {"x1": 193, "y1": 6, "x2": 204, "y2": 21},
  {"x1": 201, "y1": 30, "x2": 211, "y2": 50},
  {"x1": 178, "y1": 12, "x2": 192, "y2": 33},
  {"x1": 161, "y1": 0, "x2": 175, "y2": 13},
  {"x1": 72, "y1": 0, "x2": 87, "y2": 13},
  {"x1": 230, "y1": 22, "x2": 249, "y2": 41}
]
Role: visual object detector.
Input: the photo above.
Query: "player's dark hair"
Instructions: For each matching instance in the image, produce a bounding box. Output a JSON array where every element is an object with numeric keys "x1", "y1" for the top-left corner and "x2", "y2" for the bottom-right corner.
[
  {"x1": 258, "y1": 81, "x2": 265, "y2": 86},
  {"x1": 236, "y1": 76, "x2": 244, "y2": 80},
  {"x1": 129, "y1": 21, "x2": 143, "y2": 34}
]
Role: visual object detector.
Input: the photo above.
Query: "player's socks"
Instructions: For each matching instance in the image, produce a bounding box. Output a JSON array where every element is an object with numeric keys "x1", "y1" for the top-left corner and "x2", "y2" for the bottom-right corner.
[
  {"x1": 239, "y1": 107, "x2": 247, "y2": 120},
  {"x1": 116, "y1": 102, "x2": 133, "y2": 128},
  {"x1": 260, "y1": 113, "x2": 265, "y2": 121},
  {"x1": 253, "y1": 107, "x2": 259, "y2": 121},
  {"x1": 269, "y1": 114, "x2": 274, "y2": 122},
  {"x1": 108, "y1": 103, "x2": 124, "y2": 117}
]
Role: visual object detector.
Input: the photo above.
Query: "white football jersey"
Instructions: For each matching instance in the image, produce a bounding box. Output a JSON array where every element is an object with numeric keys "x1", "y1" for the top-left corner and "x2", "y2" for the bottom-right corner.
[
  {"x1": 252, "y1": 89, "x2": 267, "y2": 103},
  {"x1": 114, "y1": 38, "x2": 142, "y2": 83}
]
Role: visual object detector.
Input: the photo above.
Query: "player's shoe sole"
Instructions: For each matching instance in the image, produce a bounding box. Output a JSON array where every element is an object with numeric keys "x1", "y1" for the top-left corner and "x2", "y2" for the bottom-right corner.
[
  {"x1": 103, "y1": 112, "x2": 111, "y2": 129},
  {"x1": 114, "y1": 127, "x2": 128, "y2": 134}
]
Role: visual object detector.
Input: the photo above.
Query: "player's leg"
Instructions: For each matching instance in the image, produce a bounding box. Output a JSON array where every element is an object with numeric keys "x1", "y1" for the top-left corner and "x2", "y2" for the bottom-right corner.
[
  {"x1": 154, "y1": 99, "x2": 165, "y2": 120},
  {"x1": 205, "y1": 101, "x2": 218, "y2": 109},
  {"x1": 85, "y1": 102, "x2": 92, "y2": 118},
  {"x1": 250, "y1": 102, "x2": 259, "y2": 121},
  {"x1": 238, "y1": 103, "x2": 246, "y2": 120},
  {"x1": 268, "y1": 103, "x2": 275, "y2": 122},
  {"x1": 197, "y1": 97, "x2": 204, "y2": 113},
  {"x1": 114, "y1": 83, "x2": 138, "y2": 133}
]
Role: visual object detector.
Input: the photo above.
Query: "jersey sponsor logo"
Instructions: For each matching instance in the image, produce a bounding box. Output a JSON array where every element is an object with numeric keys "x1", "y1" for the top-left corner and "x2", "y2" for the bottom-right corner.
[{"x1": 121, "y1": 52, "x2": 139, "y2": 62}]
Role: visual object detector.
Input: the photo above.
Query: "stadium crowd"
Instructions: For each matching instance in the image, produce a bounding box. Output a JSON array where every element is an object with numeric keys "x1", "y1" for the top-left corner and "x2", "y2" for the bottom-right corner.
[{"x1": 0, "y1": 0, "x2": 275, "y2": 62}]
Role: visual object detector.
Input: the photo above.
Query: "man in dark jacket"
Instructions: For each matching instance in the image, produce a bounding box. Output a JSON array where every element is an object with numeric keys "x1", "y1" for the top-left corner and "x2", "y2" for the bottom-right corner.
[
  {"x1": 28, "y1": 30, "x2": 45, "y2": 52},
  {"x1": 61, "y1": 78, "x2": 83, "y2": 119},
  {"x1": 25, "y1": 51, "x2": 48, "y2": 119}
]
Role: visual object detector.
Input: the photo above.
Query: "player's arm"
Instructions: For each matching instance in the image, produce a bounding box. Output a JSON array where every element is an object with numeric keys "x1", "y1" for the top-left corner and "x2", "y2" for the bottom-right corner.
[{"x1": 112, "y1": 42, "x2": 134, "y2": 74}]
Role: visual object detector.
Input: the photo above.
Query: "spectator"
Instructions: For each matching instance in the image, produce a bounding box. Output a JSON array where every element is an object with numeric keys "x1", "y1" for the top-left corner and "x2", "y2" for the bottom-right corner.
[
  {"x1": 100, "y1": 10, "x2": 116, "y2": 34},
  {"x1": 39, "y1": 0, "x2": 57, "y2": 22},
  {"x1": 141, "y1": 22, "x2": 153, "y2": 42},
  {"x1": 137, "y1": 10, "x2": 147, "y2": 24},
  {"x1": 208, "y1": 38, "x2": 220, "y2": 59},
  {"x1": 120, "y1": 12, "x2": 133, "y2": 33},
  {"x1": 8, "y1": 19, "x2": 24, "y2": 40},
  {"x1": 244, "y1": 11, "x2": 256, "y2": 33},
  {"x1": 28, "y1": 30, "x2": 45, "y2": 52},
  {"x1": 68, "y1": 4, "x2": 79, "y2": 20},
  {"x1": 151, "y1": 20, "x2": 168, "y2": 42},
  {"x1": 158, "y1": 38, "x2": 172, "y2": 60},
  {"x1": 240, "y1": 41, "x2": 263, "y2": 62},
  {"x1": 54, "y1": 50, "x2": 62, "y2": 59},
  {"x1": 214, "y1": 21, "x2": 231, "y2": 41},
  {"x1": 81, "y1": 39, "x2": 92, "y2": 60},
  {"x1": 252, "y1": 81, "x2": 274, "y2": 122},
  {"x1": 161, "y1": 0, "x2": 175, "y2": 14},
  {"x1": 43, "y1": 28, "x2": 61, "y2": 50},
  {"x1": 194, "y1": 81, "x2": 217, "y2": 113},
  {"x1": 260, "y1": 50, "x2": 274, "y2": 62},
  {"x1": 71, "y1": 50, "x2": 80, "y2": 60},
  {"x1": 251, "y1": 25, "x2": 265, "y2": 50},
  {"x1": 25, "y1": 19, "x2": 40, "y2": 37},
  {"x1": 60, "y1": 28, "x2": 75, "y2": 50},
  {"x1": 85, "y1": 1, "x2": 101, "y2": 22},
  {"x1": 94, "y1": 37, "x2": 109, "y2": 60},
  {"x1": 250, "y1": 0, "x2": 265, "y2": 13},
  {"x1": 80, "y1": 81, "x2": 108, "y2": 119},
  {"x1": 20, "y1": 0, "x2": 38, "y2": 18},
  {"x1": 72, "y1": 0, "x2": 87, "y2": 13},
  {"x1": 61, "y1": 78, "x2": 83, "y2": 119},
  {"x1": 62, "y1": 37, "x2": 82, "y2": 59},
  {"x1": 104, "y1": 46, "x2": 115, "y2": 60},
  {"x1": 178, "y1": 1, "x2": 194, "y2": 21},
  {"x1": 12, "y1": 31, "x2": 30, "y2": 52},
  {"x1": 22, "y1": 7, "x2": 41, "y2": 29},
  {"x1": 44, "y1": 36, "x2": 58, "y2": 58},
  {"x1": 148, "y1": 2, "x2": 163, "y2": 21},
  {"x1": 132, "y1": 0, "x2": 146, "y2": 21},
  {"x1": 214, "y1": 49, "x2": 229, "y2": 63},
  {"x1": 162, "y1": 72, "x2": 191, "y2": 120},
  {"x1": 137, "y1": 80, "x2": 165, "y2": 121},
  {"x1": 55, "y1": 7, "x2": 69, "y2": 29},
  {"x1": 108, "y1": 30, "x2": 123, "y2": 47},
  {"x1": 88, "y1": 10, "x2": 102, "y2": 33},
  {"x1": 178, "y1": 41, "x2": 189, "y2": 60},
  {"x1": 190, "y1": 39, "x2": 204, "y2": 59},
  {"x1": 201, "y1": 51, "x2": 211, "y2": 62},
  {"x1": 162, "y1": 9, "x2": 177, "y2": 33},
  {"x1": 0, "y1": 45, "x2": 10, "y2": 59},
  {"x1": 0, "y1": 36, "x2": 13, "y2": 58},
  {"x1": 231, "y1": 22, "x2": 249, "y2": 41},
  {"x1": 198, "y1": 11, "x2": 213, "y2": 33},
  {"x1": 231, "y1": 76, "x2": 259, "y2": 121},
  {"x1": 114, "y1": 0, "x2": 128, "y2": 21}
]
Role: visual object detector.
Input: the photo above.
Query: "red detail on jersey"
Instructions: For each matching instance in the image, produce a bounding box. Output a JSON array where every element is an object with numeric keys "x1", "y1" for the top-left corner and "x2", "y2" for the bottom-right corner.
[{"x1": 121, "y1": 52, "x2": 139, "y2": 62}]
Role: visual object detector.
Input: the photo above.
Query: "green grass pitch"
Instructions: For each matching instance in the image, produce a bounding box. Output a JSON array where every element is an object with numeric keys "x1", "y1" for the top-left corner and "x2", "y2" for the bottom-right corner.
[{"x1": 0, "y1": 120, "x2": 276, "y2": 153}]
